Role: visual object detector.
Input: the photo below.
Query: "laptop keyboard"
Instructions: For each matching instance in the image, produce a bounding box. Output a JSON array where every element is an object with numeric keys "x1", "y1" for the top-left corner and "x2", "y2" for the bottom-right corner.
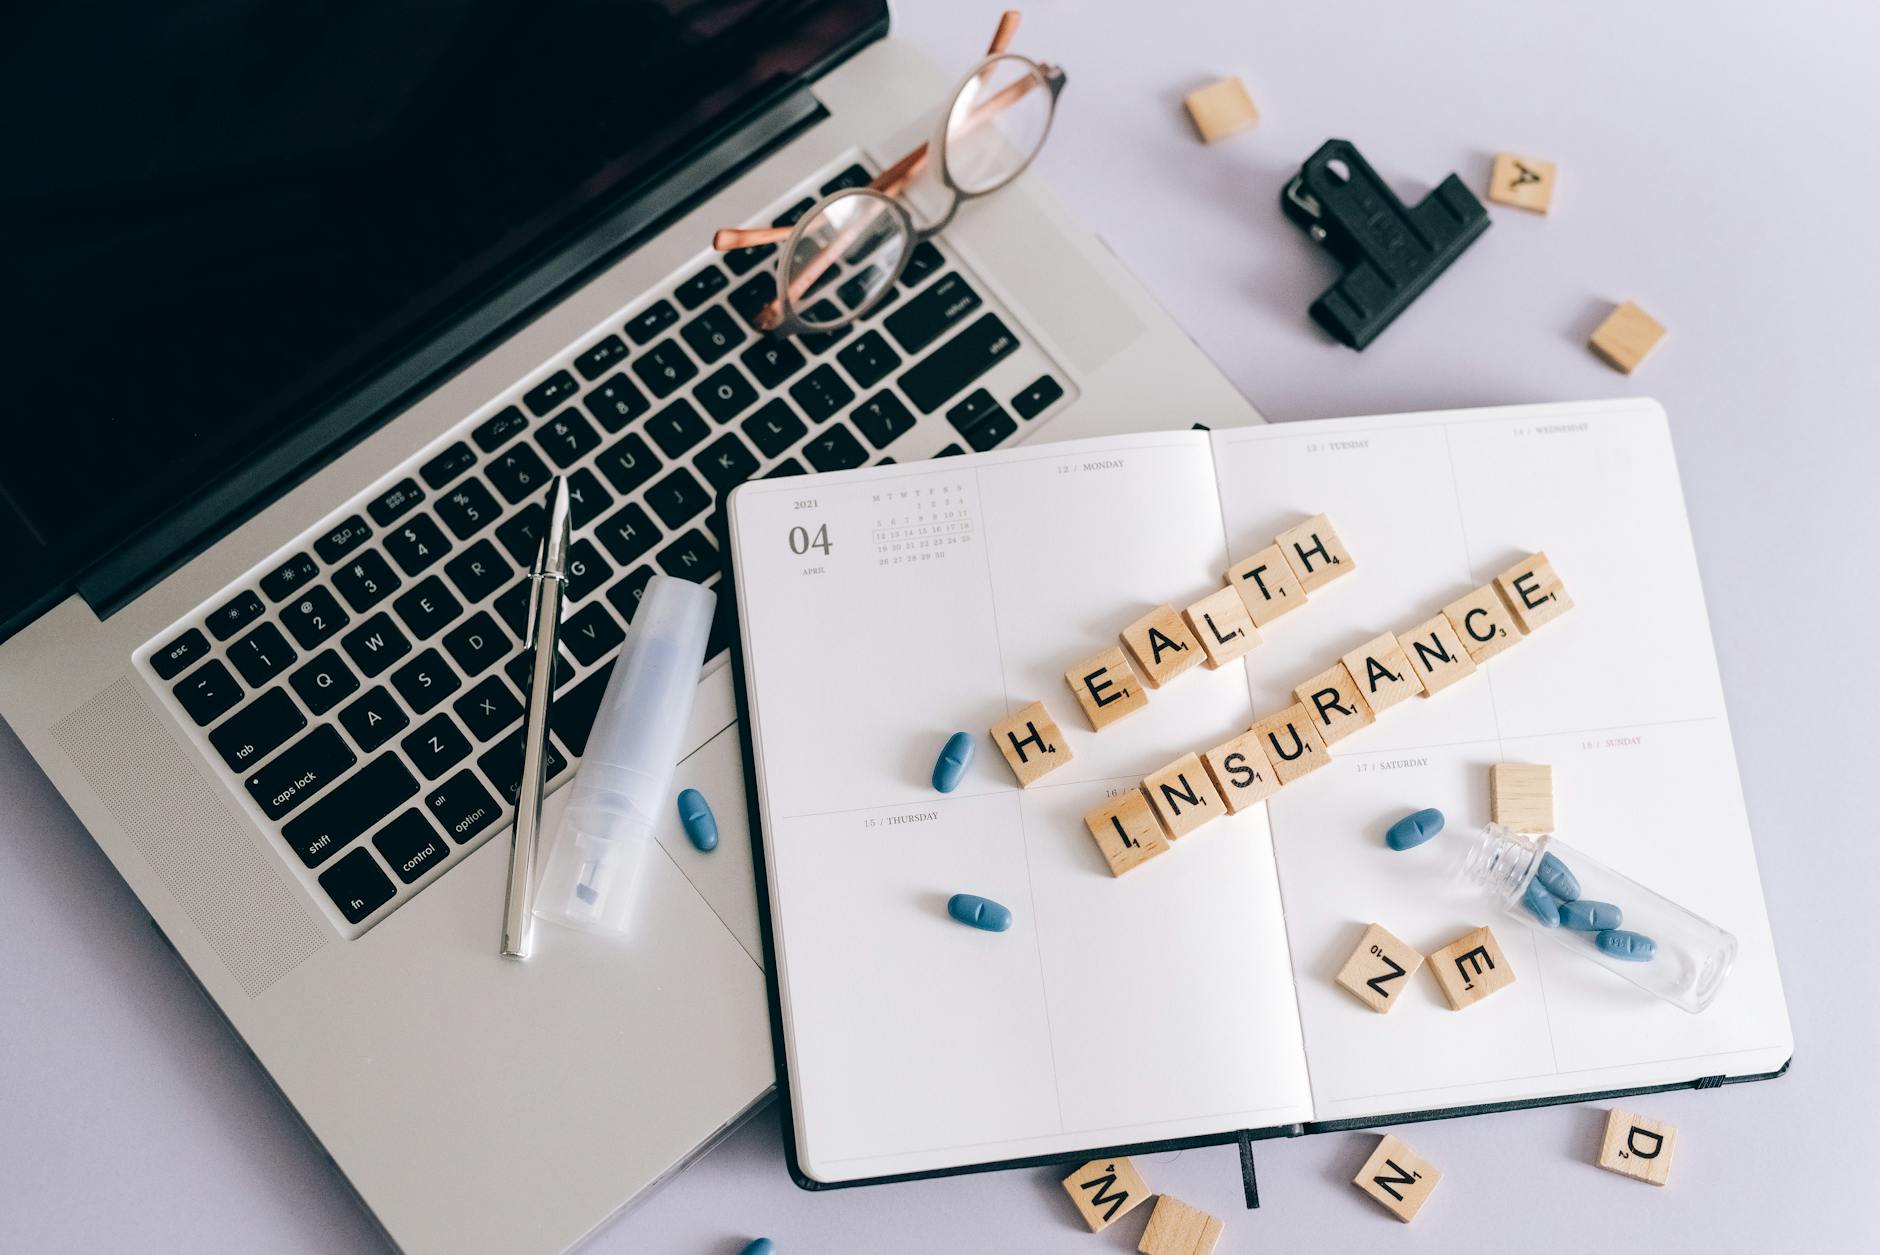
[{"x1": 138, "y1": 157, "x2": 1075, "y2": 936}]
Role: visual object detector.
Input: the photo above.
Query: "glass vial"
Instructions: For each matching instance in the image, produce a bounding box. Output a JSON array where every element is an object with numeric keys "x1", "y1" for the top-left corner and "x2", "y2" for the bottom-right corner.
[{"x1": 1456, "y1": 823, "x2": 1738, "y2": 1014}]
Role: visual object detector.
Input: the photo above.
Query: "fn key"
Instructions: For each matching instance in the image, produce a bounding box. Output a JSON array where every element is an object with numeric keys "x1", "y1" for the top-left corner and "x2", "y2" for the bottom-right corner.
[{"x1": 318, "y1": 848, "x2": 396, "y2": 925}]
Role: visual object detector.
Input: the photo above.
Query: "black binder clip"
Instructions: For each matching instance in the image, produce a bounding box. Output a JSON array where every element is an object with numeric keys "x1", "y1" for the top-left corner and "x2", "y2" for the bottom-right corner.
[{"x1": 1282, "y1": 139, "x2": 1489, "y2": 349}]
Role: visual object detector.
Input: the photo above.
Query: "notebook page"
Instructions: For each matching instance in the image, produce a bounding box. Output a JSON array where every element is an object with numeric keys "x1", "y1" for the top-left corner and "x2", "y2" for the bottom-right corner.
[
  {"x1": 731, "y1": 433, "x2": 1312, "y2": 1183},
  {"x1": 1208, "y1": 400, "x2": 1792, "y2": 1122}
]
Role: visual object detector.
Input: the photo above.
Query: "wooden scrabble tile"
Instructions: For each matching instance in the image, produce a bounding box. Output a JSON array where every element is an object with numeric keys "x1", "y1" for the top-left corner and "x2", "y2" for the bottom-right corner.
[
  {"x1": 1143, "y1": 752, "x2": 1227, "y2": 838},
  {"x1": 1062, "y1": 1155, "x2": 1152, "y2": 1232},
  {"x1": 1120, "y1": 604, "x2": 1205, "y2": 689},
  {"x1": 1490, "y1": 762, "x2": 1554, "y2": 832},
  {"x1": 1064, "y1": 645, "x2": 1149, "y2": 731},
  {"x1": 1250, "y1": 703, "x2": 1331, "y2": 785},
  {"x1": 1427, "y1": 925, "x2": 1516, "y2": 1009},
  {"x1": 1224, "y1": 543, "x2": 1306, "y2": 628},
  {"x1": 1487, "y1": 151, "x2": 1557, "y2": 213},
  {"x1": 1442, "y1": 583, "x2": 1524, "y2": 663},
  {"x1": 1589, "y1": 300, "x2": 1666, "y2": 374},
  {"x1": 1182, "y1": 585, "x2": 1262, "y2": 668},
  {"x1": 1138, "y1": 1193, "x2": 1224, "y2": 1255},
  {"x1": 1353, "y1": 1134, "x2": 1443, "y2": 1223},
  {"x1": 1182, "y1": 76, "x2": 1259, "y2": 144},
  {"x1": 1200, "y1": 728, "x2": 1280, "y2": 814},
  {"x1": 1398, "y1": 614, "x2": 1478, "y2": 697},
  {"x1": 1293, "y1": 660, "x2": 1375, "y2": 746},
  {"x1": 1493, "y1": 551, "x2": 1575, "y2": 633},
  {"x1": 1340, "y1": 632, "x2": 1426, "y2": 715},
  {"x1": 988, "y1": 700, "x2": 1073, "y2": 787},
  {"x1": 1082, "y1": 788, "x2": 1171, "y2": 877},
  {"x1": 1274, "y1": 514, "x2": 1356, "y2": 592},
  {"x1": 1597, "y1": 1108, "x2": 1678, "y2": 1187},
  {"x1": 1334, "y1": 923, "x2": 1425, "y2": 1014}
]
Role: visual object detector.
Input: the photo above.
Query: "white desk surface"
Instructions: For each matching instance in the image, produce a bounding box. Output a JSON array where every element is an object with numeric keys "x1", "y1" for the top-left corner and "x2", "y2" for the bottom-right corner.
[{"x1": 5, "y1": 2, "x2": 1875, "y2": 1250}]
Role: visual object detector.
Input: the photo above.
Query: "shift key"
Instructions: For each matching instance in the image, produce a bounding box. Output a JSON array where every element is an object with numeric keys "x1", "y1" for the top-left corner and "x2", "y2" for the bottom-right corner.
[
  {"x1": 280, "y1": 755, "x2": 419, "y2": 868},
  {"x1": 897, "y1": 313, "x2": 1020, "y2": 414},
  {"x1": 245, "y1": 725, "x2": 356, "y2": 821}
]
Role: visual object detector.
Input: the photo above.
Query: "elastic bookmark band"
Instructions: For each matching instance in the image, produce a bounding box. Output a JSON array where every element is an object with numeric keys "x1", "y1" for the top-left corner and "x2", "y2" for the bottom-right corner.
[{"x1": 1238, "y1": 1131, "x2": 1261, "y2": 1210}]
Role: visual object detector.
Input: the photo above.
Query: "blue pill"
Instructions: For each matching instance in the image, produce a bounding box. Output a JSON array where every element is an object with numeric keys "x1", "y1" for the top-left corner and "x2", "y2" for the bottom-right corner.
[
  {"x1": 1595, "y1": 929, "x2": 1657, "y2": 961},
  {"x1": 739, "y1": 1241, "x2": 776, "y2": 1255},
  {"x1": 932, "y1": 731, "x2": 975, "y2": 793},
  {"x1": 676, "y1": 788, "x2": 718, "y2": 852},
  {"x1": 1522, "y1": 878, "x2": 1562, "y2": 927},
  {"x1": 1385, "y1": 807, "x2": 1445, "y2": 851},
  {"x1": 1559, "y1": 899, "x2": 1623, "y2": 931},
  {"x1": 1534, "y1": 851, "x2": 1581, "y2": 902},
  {"x1": 947, "y1": 893, "x2": 1012, "y2": 932}
]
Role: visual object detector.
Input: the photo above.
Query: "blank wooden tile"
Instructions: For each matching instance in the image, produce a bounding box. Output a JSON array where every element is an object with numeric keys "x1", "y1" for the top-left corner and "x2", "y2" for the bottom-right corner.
[
  {"x1": 1589, "y1": 300, "x2": 1666, "y2": 374},
  {"x1": 1294, "y1": 660, "x2": 1375, "y2": 746},
  {"x1": 1493, "y1": 551, "x2": 1575, "y2": 633},
  {"x1": 1182, "y1": 585, "x2": 1262, "y2": 668},
  {"x1": 1353, "y1": 1134, "x2": 1443, "y2": 1223},
  {"x1": 1334, "y1": 923, "x2": 1425, "y2": 1014},
  {"x1": 1182, "y1": 76, "x2": 1259, "y2": 144},
  {"x1": 1442, "y1": 583, "x2": 1524, "y2": 663},
  {"x1": 1224, "y1": 543, "x2": 1306, "y2": 628},
  {"x1": 1082, "y1": 788, "x2": 1171, "y2": 877},
  {"x1": 1250, "y1": 703, "x2": 1331, "y2": 785},
  {"x1": 1398, "y1": 614, "x2": 1478, "y2": 696},
  {"x1": 1200, "y1": 728, "x2": 1280, "y2": 814},
  {"x1": 1490, "y1": 762, "x2": 1554, "y2": 832},
  {"x1": 1487, "y1": 151, "x2": 1557, "y2": 213},
  {"x1": 1064, "y1": 645, "x2": 1150, "y2": 731},
  {"x1": 1143, "y1": 752, "x2": 1227, "y2": 838},
  {"x1": 1597, "y1": 1108, "x2": 1678, "y2": 1187},
  {"x1": 988, "y1": 700, "x2": 1073, "y2": 787},
  {"x1": 1274, "y1": 514, "x2": 1356, "y2": 592},
  {"x1": 1120, "y1": 604, "x2": 1205, "y2": 689},
  {"x1": 1138, "y1": 1193, "x2": 1224, "y2": 1255},
  {"x1": 1340, "y1": 632, "x2": 1425, "y2": 715},
  {"x1": 1428, "y1": 925, "x2": 1515, "y2": 1009},
  {"x1": 1062, "y1": 1155, "x2": 1152, "y2": 1232}
]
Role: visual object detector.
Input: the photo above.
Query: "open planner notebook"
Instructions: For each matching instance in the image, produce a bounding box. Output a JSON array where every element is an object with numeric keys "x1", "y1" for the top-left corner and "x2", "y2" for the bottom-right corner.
[{"x1": 724, "y1": 398, "x2": 1791, "y2": 1188}]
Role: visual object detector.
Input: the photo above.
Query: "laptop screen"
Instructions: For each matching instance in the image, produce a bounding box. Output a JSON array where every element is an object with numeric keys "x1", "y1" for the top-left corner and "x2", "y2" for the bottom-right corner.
[{"x1": 0, "y1": 0, "x2": 883, "y2": 637}]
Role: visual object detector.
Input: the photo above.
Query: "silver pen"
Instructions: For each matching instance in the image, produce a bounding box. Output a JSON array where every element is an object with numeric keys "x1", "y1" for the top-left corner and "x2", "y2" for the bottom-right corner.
[{"x1": 501, "y1": 475, "x2": 573, "y2": 959}]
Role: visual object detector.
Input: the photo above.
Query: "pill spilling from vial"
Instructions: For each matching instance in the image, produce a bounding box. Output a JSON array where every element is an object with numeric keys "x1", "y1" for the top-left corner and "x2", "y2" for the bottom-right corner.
[
  {"x1": 1384, "y1": 807, "x2": 1445, "y2": 851},
  {"x1": 1560, "y1": 899, "x2": 1623, "y2": 931},
  {"x1": 1534, "y1": 851, "x2": 1580, "y2": 902},
  {"x1": 1595, "y1": 929, "x2": 1657, "y2": 961},
  {"x1": 677, "y1": 788, "x2": 718, "y2": 852},
  {"x1": 947, "y1": 893, "x2": 1012, "y2": 932},
  {"x1": 739, "y1": 1240, "x2": 776, "y2": 1255},
  {"x1": 1522, "y1": 878, "x2": 1563, "y2": 927},
  {"x1": 932, "y1": 732, "x2": 975, "y2": 793}
]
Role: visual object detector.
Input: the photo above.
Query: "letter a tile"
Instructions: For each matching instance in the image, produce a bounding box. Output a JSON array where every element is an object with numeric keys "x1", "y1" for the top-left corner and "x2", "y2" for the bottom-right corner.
[{"x1": 1120, "y1": 604, "x2": 1204, "y2": 689}]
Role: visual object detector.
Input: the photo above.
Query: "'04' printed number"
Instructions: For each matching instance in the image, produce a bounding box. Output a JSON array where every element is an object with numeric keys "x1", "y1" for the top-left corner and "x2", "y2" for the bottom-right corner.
[{"x1": 788, "y1": 523, "x2": 832, "y2": 556}]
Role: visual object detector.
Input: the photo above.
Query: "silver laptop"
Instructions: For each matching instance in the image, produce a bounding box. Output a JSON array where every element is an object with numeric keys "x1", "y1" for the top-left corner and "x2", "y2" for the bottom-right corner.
[{"x1": 0, "y1": 3, "x2": 1262, "y2": 1251}]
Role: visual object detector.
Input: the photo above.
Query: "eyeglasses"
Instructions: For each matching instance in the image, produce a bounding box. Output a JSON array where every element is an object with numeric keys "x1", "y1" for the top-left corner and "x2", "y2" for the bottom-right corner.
[{"x1": 710, "y1": 9, "x2": 1065, "y2": 338}]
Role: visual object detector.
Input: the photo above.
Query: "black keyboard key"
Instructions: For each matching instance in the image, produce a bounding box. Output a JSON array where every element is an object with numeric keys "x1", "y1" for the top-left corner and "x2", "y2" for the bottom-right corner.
[
  {"x1": 487, "y1": 443, "x2": 552, "y2": 505},
  {"x1": 368, "y1": 478, "x2": 425, "y2": 526},
  {"x1": 1013, "y1": 374, "x2": 1064, "y2": 420},
  {"x1": 444, "y1": 539, "x2": 512, "y2": 605},
  {"x1": 152, "y1": 628, "x2": 209, "y2": 681},
  {"x1": 403, "y1": 713, "x2": 472, "y2": 780},
  {"x1": 495, "y1": 504, "x2": 546, "y2": 566},
  {"x1": 596, "y1": 432, "x2": 660, "y2": 495},
  {"x1": 694, "y1": 432, "x2": 759, "y2": 493},
  {"x1": 318, "y1": 848, "x2": 397, "y2": 924},
  {"x1": 505, "y1": 647, "x2": 573, "y2": 698},
  {"x1": 472, "y1": 405, "x2": 530, "y2": 452},
  {"x1": 804, "y1": 424, "x2": 868, "y2": 472},
  {"x1": 838, "y1": 266, "x2": 899, "y2": 312},
  {"x1": 332, "y1": 551, "x2": 401, "y2": 612},
  {"x1": 797, "y1": 301, "x2": 852, "y2": 354},
  {"x1": 454, "y1": 675, "x2": 523, "y2": 741},
  {"x1": 900, "y1": 239, "x2": 943, "y2": 287},
  {"x1": 773, "y1": 197, "x2": 814, "y2": 228},
  {"x1": 741, "y1": 337, "x2": 806, "y2": 389},
  {"x1": 574, "y1": 333, "x2": 628, "y2": 380},
  {"x1": 883, "y1": 272, "x2": 980, "y2": 355},
  {"x1": 852, "y1": 391, "x2": 917, "y2": 449},
  {"x1": 766, "y1": 458, "x2": 808, "y2": 477},
  {"x1": 494, "y1": 581, "x2": 531, "y2": 636},
  {"x1": 681, "y1": 306, "x2": 746, "y2": 364},
  {"x1": 246, "y1": 725, "x2": 355, "y2": 821},
  {"x1": 946, "y1": 387, "x2": 1001, "y2": 430},
  {"x1": 742, "y1": 398, "x2": 808, "y2": 458},
  {"x1": 229, "y1": 623, "x2": 295, "y2": 687},
  {"x1": 562, "y1": 603, "x2": 624, "y2": 666},
  {"x1": 289, "y1": 649, "x2": 360, "y2": 716},
  {"x1": 549, "y1": 662, "x2": 614, "y2": 757},
  {"x1": 837, "y1": 331, "x2": 902, "y2": 390},
  {"x1": 675, "y1": 264, "x2": 728, "y2": 310},
  {"x1": 341, "y1": 613, "x2": 412, "y2": 678},
  {"x1": 208, "y1": 688, "x2": 307, "y2": 772},
  {"x1": 419, "y1": 441, "x2": 478, "y2": 489},
  {"x1": 632, "y1": 339, "x2": 699, "y2": 398},
  {"x1": 524, "y1": 369, "x2": 580, "y2": 417},
  {"x1": 583, "y1": 373, "x2": 651, "y2": 432},
  {"x1": 790, "y1": 364, "x2": 854, "y2": 423},
  {"x1": 284, "y1": 754, "x2": 417, "y2": 868},
  {"x1": 820, "y1": 163, "x2": 871, "y2": 195},
  {"x1": 426, "y1": 770, "x2": 503, "y2": 845},
  {"x1": 384, "y1": 514, "x2": 450, "y2": 576},
  {"x1": 565, "y1": 538, "x2": 613, "y2": 602},
  {"x1": 947, "y1": 388, "x2": 1019, "y2": 452},
  {"x1": 899, "y1": 313, "x2": 1019, "y2": 413},
  {"x1": 207, "y1": 590, "x2": 264, "y2": 641},
  {"x1": 657, "y1": 529, "x2": 718, "y2": 581},
  {"x1": 565, "y1": 467, "x2": 613, "y2": 528},
  {"x1": 174, "y1": 659, "x2": 242, "y2": 726},
  {"x1": 604, "y1": 566, "x2": 656, "y2": 623},
  {"x1": 935, "y1": 443, "x2": 966, "y2": 457},
  {"x1": 391, "y1": 648, "x2": 461, "y2": 715},
  {"x1": 695, "y1": 365, "x2": 759, "y2": 423},
  {"x1": 625, "y1": 300, "x2": 679, "y2": 344},
  {"x1": 338, "y1": 686, "x2": 409, "y2": 753},
  {"x1": 260, "y1": 553, "x2": 318, "y2": 603},
  {"x1": 723, "y1": 243, "x2": 775, "y2": 275},
  {"x1": 433, "y1": 478, "x2": 500, "y2": 541},
  {"x1": 728, "y1": 271, "x2": 778, "y2": 328},
  {"x1": 535, "y1": 410, "x2": 601, "y2": 468},
  {"x1": 279, "y1": 586, "x2": 348, "y2": 649},
  {"x1": 479, "y1": 728, "x2": 569, "y2": 805},
  {"x1": 391, "y1": 576, "x2": 462, "y2": 640},
  {"x1": 443, "y1": 611, "x2": 511, "y2": 678},
  {"x1": 647, "y1": 399, "x2": 711, "y2": 458},
  {"x1": 315, "y1": 515, "x2": 372, "y2": 564},
  {"x1": 645, "y1": 467, "x2": 711, "y2": 528},
  {"x1": 373, "y1": 810, "x2": 450, "y2": 884}
]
